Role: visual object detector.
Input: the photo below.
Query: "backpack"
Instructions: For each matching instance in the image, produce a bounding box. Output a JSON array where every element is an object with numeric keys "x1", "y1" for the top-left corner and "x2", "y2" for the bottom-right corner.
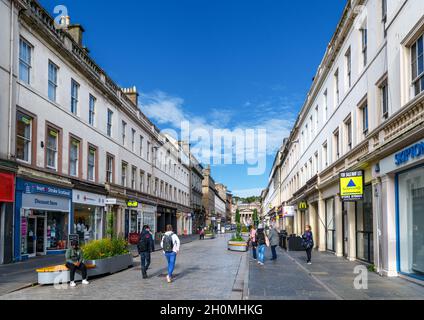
[
  {"x1": 256, "y1": 230, "x2": 266, "y2": 246},
  {"x1": 163, "y1": 233, "x2": 174, "y2": 252},
  {"x1": 137, "y1": 232, "x2": 150, "y2": 253}
]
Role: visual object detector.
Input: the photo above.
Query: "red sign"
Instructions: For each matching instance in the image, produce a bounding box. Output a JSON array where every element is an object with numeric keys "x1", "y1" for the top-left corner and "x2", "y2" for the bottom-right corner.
[
  {"x1": 129, "y1": 233, "x2": 140, "y2": 245},
  {"x1": 0, "y1": 172, "x2": 15, "y2": 203}
]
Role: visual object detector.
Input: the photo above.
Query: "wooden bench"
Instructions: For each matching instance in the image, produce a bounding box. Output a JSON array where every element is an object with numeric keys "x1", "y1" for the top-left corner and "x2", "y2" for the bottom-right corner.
[{"x1": 37, "y1": 264, "x2": 96, "y2": 285}]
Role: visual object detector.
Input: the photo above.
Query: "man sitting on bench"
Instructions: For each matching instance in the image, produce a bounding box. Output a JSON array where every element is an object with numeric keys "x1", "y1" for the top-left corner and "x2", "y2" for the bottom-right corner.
[{"x1": 66, "y1": 240, "x2": 90, "y2": 287}]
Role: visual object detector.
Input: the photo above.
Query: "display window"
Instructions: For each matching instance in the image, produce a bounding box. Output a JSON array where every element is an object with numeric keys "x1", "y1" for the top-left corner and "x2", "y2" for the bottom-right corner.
[
  {"x1": 74, "y1": 205, "x2": 103, "y2": 245},
  {"x1": 20, "y1": 210, "x2": 68, "y2": 256},
  {"x1": 397, "y1": 166, "x2": 424, "y2": 278}
]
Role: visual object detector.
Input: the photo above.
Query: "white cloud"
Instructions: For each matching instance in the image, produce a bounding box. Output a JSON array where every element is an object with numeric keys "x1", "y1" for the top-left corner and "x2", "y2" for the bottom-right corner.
[{"x1": 139, "y1": 90, "x2": 296, "y2": 158}]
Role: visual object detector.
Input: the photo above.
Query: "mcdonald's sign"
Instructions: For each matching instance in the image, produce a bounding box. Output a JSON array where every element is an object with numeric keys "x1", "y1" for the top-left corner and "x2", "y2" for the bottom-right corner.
[{"x1": 298, "y1": 201, "x2": 308, "y2": 211}]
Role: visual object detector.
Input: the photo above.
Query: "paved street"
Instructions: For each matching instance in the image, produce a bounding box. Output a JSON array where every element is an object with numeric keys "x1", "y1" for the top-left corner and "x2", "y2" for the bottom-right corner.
[
  {"x1": 0, "y1": 234, "x2": 247, "y2": 300},
  {"x1": 1, "y1": 236, "x2": 424, "y2": 300},
  {"x1": 247, "y1": 247, "x2": 424, "y2": 300}
]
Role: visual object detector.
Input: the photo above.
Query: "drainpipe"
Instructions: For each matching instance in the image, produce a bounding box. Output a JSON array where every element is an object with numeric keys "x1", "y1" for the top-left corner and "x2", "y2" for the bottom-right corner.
[{"x1": 7, "y1": 0, "x2": 15, "y2": 160}]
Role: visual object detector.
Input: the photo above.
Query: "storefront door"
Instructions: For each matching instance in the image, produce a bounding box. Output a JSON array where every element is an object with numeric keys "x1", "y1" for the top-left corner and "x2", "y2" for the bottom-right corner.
[
  {"x1": 36, "y1": 217, "x2": 45, "y2": 255},
  {"x1": 27, "y1": 217, "x2": 36, "y2": 258},
  {"x1": 342, "y1": 204, "x2": 348, "y2": 258}
]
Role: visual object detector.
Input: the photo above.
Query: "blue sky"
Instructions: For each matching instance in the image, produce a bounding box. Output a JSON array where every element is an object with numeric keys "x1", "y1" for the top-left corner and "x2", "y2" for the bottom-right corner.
[{"x1": 41, "y1": 0, "x2": 346, "y2": 197}]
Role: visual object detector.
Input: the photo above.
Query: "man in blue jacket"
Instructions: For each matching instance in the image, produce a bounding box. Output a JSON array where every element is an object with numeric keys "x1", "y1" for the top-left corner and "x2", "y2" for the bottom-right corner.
[{"x1": 138, "y1": 225, "x2": 155, "y2": 279}]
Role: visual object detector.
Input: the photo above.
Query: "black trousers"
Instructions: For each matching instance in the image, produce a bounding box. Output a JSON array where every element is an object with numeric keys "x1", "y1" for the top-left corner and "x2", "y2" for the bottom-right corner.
[
  {"x1": 66, "y1": 262, "x2": 87, "y2": 281},
  {"x1": 306, "y1": 248, "x2": 312, "y2": 263}
]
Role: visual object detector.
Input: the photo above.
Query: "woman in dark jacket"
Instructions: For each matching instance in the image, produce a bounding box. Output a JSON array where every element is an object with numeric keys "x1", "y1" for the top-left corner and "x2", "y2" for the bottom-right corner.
[{"x1": 302, "y1": 225, "x2": 314, "y2": 265}]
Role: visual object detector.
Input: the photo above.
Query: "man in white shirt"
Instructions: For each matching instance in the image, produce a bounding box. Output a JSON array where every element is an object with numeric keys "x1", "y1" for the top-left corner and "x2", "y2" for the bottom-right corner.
[{"x1": 160, "y1": 224, "x2": 180, "y2": 283}]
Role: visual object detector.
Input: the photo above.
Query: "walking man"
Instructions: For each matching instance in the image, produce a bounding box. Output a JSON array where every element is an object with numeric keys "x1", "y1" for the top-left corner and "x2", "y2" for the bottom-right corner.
[
  {"x1": 268, "y1": 225, "x2": 279, "y2": 261},
  {"x1": 161, "y1": 225, "x2": 181, "y2": 283},
  {"x1": 302, "y1": 225, "x2": 314, "y2": 265},
  {"x1": 138, "y1": 225, "x2": 155, "y2": 279}
]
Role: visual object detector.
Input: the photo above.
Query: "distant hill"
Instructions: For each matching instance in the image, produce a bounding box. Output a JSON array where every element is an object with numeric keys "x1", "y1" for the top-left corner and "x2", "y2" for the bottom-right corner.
[{"x1": 233, "y1": 196, "x2": 261, "y2": 204}]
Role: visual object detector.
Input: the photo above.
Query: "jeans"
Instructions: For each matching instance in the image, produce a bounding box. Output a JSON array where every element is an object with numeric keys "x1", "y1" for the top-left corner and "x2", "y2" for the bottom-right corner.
[
  {"x1": 306, "y1": 247, "x2": 312, "y2": 263},
  {"x1": 66, "y1": 262, "x2": 87, "y2": 282},
  {"x1": 140, "y1": 252, "x2": 151, "y2": 275},
  {"x1": 271, "y1": 246, "x2": 277, "y2": 260},
  {"x1": 252, "y1": 246, "x2": 257, "y2": 260},
  {"x1": 258, "y1": 245, "x2": 266, "y2": 264},
  {"x1": 165, "y1": 252, "x2": 177, "y2": 277}
]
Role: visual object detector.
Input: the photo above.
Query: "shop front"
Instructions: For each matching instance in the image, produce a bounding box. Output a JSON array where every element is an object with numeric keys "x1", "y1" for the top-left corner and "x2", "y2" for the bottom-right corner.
[
  {"x1": 177, "y1": 211, "x2": 192, "y2": 236},
  {"x1": 14, "y1": 179, "x2": 72, "y2": 261},
  {"x1": 73, "y1": 189, "x2": 106, "y2": 245},
  {"x1": 0, "y1": 172, "x2": 15, "y2": 265},
  {"x1": 157, "y1": 206, "x2": 177, "y2": 236},
  {"x1": 124, "y1": 201, "x2": 157, "y2": 243},
  {"x1": 380, "y1": 139, "x2": 424, "y2": 280}
]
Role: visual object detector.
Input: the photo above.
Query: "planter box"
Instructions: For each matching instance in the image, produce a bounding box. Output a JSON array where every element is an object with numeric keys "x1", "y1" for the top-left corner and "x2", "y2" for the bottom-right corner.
[
  {"x1": 87, "y1": 253, "x2": 134, "y2": 275},
  {"x1": 37, "y1": 254, "x2": 133, "y2": 285},
  {"x1": 228, "y1": 241, "x2": 248, "y2": 252},
  {"x1": 204, "y1": 234, "x2": 215, "y2": 240}
]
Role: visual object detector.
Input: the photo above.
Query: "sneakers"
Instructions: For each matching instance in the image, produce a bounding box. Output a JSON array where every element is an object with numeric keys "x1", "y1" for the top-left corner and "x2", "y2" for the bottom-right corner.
[
  {"x1": 166, "y1": 275, "x2": 172, "y2": 283},
  {"x1": 70, "y1": 281, "x2": 76, "y2": 287},
  {"x1": 307, "y1": 262, "x2": 312, "y2": 265},
  {"x1": 82, "y1": 280, "x2": 90, "y2": 285}
]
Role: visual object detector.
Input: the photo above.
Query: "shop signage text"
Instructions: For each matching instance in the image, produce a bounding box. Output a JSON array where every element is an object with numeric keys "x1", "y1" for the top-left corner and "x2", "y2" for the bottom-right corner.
[
  {"x1": 395, "y1": 141, "x2": 424, "y2": 166},
  {"x1": 340, "y1": 171, "x2": 364, "y2": 201},
  {"x1": 73, "y1": 190, "x2": 106, "y2": 207},
  {"x1": 22, "y1": 194, "x2": 70, "y2": 212},
  {"x1": 283, "y1": 206, "x2": 295, "y2": 217},
  {"x1": 127, "y1": 200, "x2": 139, "y2": 208},
  {"x1": 24, "y1": 182, "x2": 71, "y2": 198},
  {"x1": 298, "y1": 201, "x2": 308, "y2": 211}
]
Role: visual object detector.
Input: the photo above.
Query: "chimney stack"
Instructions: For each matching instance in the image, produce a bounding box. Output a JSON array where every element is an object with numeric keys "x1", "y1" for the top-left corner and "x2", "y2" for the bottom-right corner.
[
  {"x1": 68, "y1": 23, "x2": 85, "y2": 47},
  {"x1": 122, "y1": 86, "x2": 139, "y2": 106}
]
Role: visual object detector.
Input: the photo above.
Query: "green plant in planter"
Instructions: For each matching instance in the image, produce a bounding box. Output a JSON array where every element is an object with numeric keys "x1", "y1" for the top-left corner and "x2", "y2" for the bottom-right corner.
[
  {"x1": 241, "y1": 225, "x2": 249, "y2": 233},
  {"x1": 82, "y1": 238, "x2": 129, "y2": 261},
  {"x1": 106, "y1": 212, "x2": 114, "y2": 239}
]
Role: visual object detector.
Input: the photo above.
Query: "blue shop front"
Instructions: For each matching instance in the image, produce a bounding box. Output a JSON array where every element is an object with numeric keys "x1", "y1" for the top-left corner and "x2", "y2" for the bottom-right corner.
[{"x1": 14, "y1": 179, "x2": 72, "y2": 261}]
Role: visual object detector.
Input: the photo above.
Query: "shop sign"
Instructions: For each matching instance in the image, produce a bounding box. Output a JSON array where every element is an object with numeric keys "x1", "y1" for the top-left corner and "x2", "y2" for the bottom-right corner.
[
  {"x1": 105, "y1": 198, "x2": 117, "y2": 205},
  {"x1": 22, "y1": 193, "x2": 70, "y2": 212},
  {"x1": 298, "y1": 201, "x2": 308, "y2": 211},
  {"x1": 283, "y1": 206, "x2": 295, "y2": 217},
  {"x1": 340, "y1": 171, "x2": 364, "y2": 201},
  {"x1": 127, "y1": 200, "x2": 139, "y2": 208},
  {"x1": 23, "y1": 181, "x2": 71, "y2": 198},
  {"x1": 0, "y1": 172, "x2": 15, "y2": 202},
  {"x1": 73, "y1": 190, "x2": 106, "y2": 207},
  {"x1": 68, "y1": 234, "x2": 79, "y2": 246},
  {"x1": 395, "y1": 141, "x2": 424, "y2": 166}
]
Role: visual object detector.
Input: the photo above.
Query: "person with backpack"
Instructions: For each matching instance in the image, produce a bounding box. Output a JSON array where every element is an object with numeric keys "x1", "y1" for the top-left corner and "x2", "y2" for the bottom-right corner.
[
  {"x1": 161, "y1": 224, "x2": 180, "y2": 283},
  {"x1": 302, "y1": 225, "x2": 314, "y2": 265},
  {"x1": 256, "y1": 224, "x2": 270, "y2": 266},
  {"x1": 138, "y1": 225, "x2": 155, "y2": 279}
]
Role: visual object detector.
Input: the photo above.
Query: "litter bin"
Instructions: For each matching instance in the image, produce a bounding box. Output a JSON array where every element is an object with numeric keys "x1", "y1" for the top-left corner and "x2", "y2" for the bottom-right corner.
[
  {"x1": 279, "y1": 230, "x2": 288, "y2": 250},
  {"x1": 287, "y1": 235, "x2": 304, "y2": 251}
]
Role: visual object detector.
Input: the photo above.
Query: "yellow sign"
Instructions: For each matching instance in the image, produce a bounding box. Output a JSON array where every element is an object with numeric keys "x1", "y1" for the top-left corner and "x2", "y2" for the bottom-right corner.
[
  {"x1": 127, "y1": 200, "x2": 139, "y2": 208},
  {"x1": 298, "y1": 201, "x2": 308, "y2": 211},
  {"x1": 340, "y1": 171, "x2": 364, "y2": 201}
]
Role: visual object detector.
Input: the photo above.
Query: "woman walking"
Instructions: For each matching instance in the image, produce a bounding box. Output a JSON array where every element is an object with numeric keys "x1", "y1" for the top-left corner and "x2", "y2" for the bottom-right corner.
[
  {"x1": 161, "y1": 225, "x2": 181, "y2": 283},
  {"x1": 249, "y1": 225, "x2": 258, "y2": 260},
  {"x1": 302, "y1": 225, "x2": 314, "y2": 265},
  {"x1": 256, "y1": 224, "x2": 270, "y2": 266}
]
